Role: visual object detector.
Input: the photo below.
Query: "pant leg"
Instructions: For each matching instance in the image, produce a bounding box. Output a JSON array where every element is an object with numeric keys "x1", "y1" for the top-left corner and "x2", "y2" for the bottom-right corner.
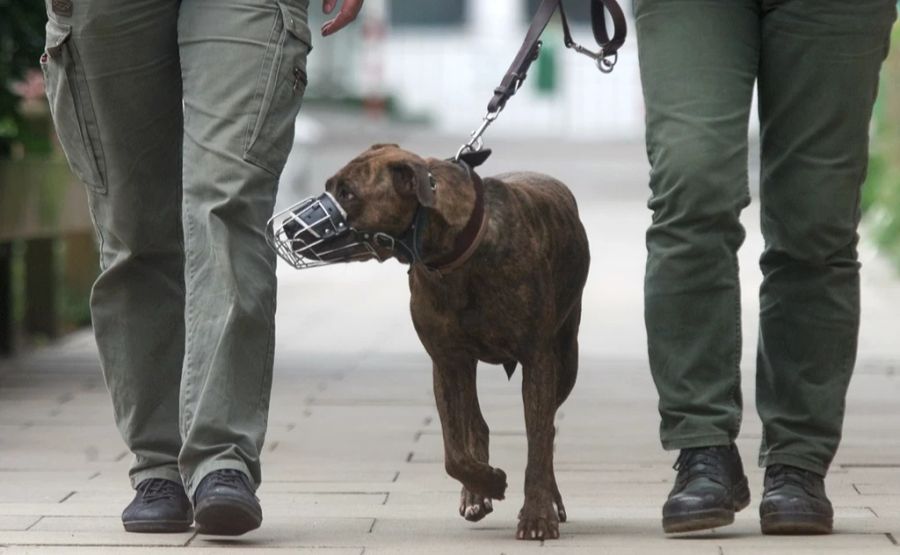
[
  {"x1": 756, "y1": 0, "x2": 897, "y2": 475},
  {"x1": 176, "y1": 0, "x2": 312, "y2": 497},
  {"x1": 42, "y1": 0, "x2": 185, "y2": 487},
  {"x1": 635, "y1": 0, "x2": 760, "y2": 449}
]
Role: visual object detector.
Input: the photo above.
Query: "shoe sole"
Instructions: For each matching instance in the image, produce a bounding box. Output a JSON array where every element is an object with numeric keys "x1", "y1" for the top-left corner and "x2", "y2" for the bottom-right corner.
[
  {"x1": 663, "y1": 477, "x2": 751, "y2": 534},
  {"x1": 194, "y1": 495, "x2": 262, "y2": 536},
  {"x1": 123, "y1": 519, "x2": 193, "y2": 534},
  {"x1": 761, "y1": 512, "x2": 833, "y2": 535}
]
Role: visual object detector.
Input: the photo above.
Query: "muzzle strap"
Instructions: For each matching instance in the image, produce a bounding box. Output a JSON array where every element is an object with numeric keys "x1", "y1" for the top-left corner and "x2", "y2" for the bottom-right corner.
[{"x1": 392, "y1": 205, "x2": 429, "y2": 265}]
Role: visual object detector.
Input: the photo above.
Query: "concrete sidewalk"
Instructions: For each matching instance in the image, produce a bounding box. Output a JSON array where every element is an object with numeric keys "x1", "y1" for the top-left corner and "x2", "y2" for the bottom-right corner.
[{"x1": 2, "y1": 120, "x2": 900, "y2": 554}]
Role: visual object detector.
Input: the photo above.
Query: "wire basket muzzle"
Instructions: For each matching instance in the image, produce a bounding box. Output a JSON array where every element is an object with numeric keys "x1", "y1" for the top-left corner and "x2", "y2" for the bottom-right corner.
[{"x1": 266, "y1": 192, "x2": 379, "y2": 269}]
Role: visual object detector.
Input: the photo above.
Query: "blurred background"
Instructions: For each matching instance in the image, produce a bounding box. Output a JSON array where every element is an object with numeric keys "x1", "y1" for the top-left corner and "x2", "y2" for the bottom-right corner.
[{"x1": 0, "y1": 0, "x2": 898, "y2": 353}]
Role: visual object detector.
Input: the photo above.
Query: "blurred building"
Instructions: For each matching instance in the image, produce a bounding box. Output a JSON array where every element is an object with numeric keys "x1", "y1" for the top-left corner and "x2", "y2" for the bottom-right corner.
[{"x1": 305, "y1": 0, "x2": 644, "y2": 140}]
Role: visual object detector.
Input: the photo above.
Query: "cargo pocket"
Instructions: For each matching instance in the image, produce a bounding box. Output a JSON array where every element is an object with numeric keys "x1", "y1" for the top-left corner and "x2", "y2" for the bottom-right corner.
[
  {"x1": 41, "y1": 19, "x2": 108, "y2": 194},
  {"x1": 242, "y1": 1, "x2": 312, "y2": 176}
]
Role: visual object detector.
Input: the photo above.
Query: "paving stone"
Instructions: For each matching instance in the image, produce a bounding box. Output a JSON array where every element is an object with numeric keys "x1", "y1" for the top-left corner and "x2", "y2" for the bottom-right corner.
[
  {"x1": 0, "y1": 516, "x2": 41, "y2": 531},
  {"x1": 30, "y1": 516, "x2": 133, "y2": 533},
  {"x1": 189, "y1": 517, "x2": 372, "y2": 549},
  {"x1": 723, "y1": 548, "x2": 900, "y2": 555},
  {"x1": 5, "y1": 549, "x2": 362, "y2": 555},
  {"x1": 0, "y1": 503, "x2": 120, "y2": 518},
  {"x1": 0, "y1": 530, "x2": 193, "y2": 546}
]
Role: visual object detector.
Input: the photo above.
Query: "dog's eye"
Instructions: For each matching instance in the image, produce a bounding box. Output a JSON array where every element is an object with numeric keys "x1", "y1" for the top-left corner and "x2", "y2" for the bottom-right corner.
[{"x1": 338, "y1": 187, "x2": 355, "y2": 202}]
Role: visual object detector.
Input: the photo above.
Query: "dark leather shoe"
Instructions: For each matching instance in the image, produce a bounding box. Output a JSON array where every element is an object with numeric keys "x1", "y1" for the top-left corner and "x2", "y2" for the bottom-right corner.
[
  {"x1": 122, "y1": 478, "x2": 193, "y2": 533},
  {"x1": 760, "y1": 464, "x2": 833, "y2": 535},
  {"x1": 193, "y1": 469, "x2": 262, "y2": 536},
  {"x1": 662, "y1": 444, "x2": 750, "y2": 533}
]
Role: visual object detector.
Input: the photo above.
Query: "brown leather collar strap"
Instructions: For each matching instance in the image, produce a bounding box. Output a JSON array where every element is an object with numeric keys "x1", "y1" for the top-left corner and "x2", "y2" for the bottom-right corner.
[{"x1": 427, "y1": 171, "x2": 487, "y2": 274}]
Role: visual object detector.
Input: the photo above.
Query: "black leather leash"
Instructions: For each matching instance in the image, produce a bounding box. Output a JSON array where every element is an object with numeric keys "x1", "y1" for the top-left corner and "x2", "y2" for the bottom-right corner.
[
  {"x1": 407, "y1": 1, "x2": 628, "y2": 275},
  {"x1": 455, "y1": 0, "x2": 628, "y2": 161}
]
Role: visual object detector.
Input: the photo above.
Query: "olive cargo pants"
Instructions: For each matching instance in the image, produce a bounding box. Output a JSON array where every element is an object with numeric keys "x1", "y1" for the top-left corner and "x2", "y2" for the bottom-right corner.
[
  {"x1": 637, "y1": 0, "x2": 897, "y2": 475},
  {"x1": 42, "y1": 0, "x2": 311, "y2": 496}
]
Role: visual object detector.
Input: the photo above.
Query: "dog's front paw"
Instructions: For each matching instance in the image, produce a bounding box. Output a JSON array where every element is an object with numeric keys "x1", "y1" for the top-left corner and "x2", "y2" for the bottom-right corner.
[
  {"x1": 450, "y1": 462, "x2": 507, "y2": 500},
  {"x1": 459, "y1": 487, "x2": 494, "y2": 522},
  {"x1": 481, "y1": 467, "x2": 507, "y2": 500},
  {"x1": 516, "y1": 499, "x2": 560, "y2": 540}
]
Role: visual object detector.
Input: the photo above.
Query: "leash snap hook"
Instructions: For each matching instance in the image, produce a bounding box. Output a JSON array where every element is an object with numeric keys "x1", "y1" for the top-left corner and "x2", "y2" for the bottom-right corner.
[
  {"x1": 597, "y1": 50, "x2": 618, "y2": 74},
  {"x1": 567, "y1": 39, "x2": 618, "y2": 74},
  {"x1": 455, "y1": 109, "x2": 500, "y2": 161}
]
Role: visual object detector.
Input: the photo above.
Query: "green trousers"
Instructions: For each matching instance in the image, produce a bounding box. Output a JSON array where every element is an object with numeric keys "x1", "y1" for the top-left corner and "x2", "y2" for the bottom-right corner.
[
  {"x1": 637, "y1": 0, "x2": 897, "y2": 475},
  {"x1": 42, "y1": 0, "x2": 311, "y2": 496}
]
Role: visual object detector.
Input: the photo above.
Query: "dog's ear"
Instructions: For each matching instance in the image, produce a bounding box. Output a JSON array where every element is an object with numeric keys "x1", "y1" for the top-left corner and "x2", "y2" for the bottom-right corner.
[
  {"x1": 388, "y1": 160, "x2": 435, "y2": 207},
  {"x1": 370, "y1": 143, "x2": 399, "y2": 151}
]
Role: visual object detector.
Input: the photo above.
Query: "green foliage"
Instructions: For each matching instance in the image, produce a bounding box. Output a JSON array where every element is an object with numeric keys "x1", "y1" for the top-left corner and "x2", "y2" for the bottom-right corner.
[
  {"x1": 0, "y1": 0, "x2": 47, "y2": 159},
  {"x1": 863, "y1": 22, "x2": 900, "y2": 270}
]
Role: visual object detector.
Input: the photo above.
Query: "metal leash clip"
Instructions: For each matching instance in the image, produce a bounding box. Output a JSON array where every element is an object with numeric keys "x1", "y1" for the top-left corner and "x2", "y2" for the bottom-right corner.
[
  {"x1": 455, "y1": 109, "x2": 500, "y2": 161},
  {"x1": 565, "y1": 41, "x2": 618, "y2": 74}
]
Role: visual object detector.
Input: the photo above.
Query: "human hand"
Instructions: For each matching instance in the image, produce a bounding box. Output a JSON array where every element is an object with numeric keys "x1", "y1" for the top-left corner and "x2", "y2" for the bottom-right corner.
[{"x1": 321, "y1": 0, "x2": 365, "y2": 36}]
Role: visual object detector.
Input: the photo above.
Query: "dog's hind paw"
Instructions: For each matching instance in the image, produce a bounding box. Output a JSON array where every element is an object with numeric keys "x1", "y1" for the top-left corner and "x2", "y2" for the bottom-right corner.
[
  {"x1": 553, "y1": 484, "x2": 567, "y2": 523},
  {"x1": 516, "y1": 516, "x2": 560, "y2": 540},
  {"x1": 459, "y1": 487, "x2": 494, "y2": 522},
  {"x1": 516, "y1": 502, "x2": 560, "y2": 541}
]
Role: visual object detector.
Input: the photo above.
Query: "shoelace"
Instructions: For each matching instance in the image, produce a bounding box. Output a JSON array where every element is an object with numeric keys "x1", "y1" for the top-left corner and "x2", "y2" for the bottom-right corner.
[
  {"x1": 204, "y1": 469, "x2": 249, "y2": 490},
  {"x1": 138, "y1": 479, "x2": 184, "y2": 503},
  {"x1": 673, "y1": 446, "x2": 731, "y2": 484},
  {"x1": 766, "y1": 464, "x2": 818, "y2": 495}
]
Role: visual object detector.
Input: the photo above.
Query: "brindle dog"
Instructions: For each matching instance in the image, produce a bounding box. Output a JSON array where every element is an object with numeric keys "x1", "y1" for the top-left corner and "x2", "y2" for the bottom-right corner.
[{"x1": 322, "y1": 144, "x2": 589, "y2": 540}]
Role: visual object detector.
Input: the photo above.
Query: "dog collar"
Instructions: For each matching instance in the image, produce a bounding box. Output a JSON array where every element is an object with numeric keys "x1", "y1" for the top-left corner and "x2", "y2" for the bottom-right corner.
[
  {"x1": 423, "y1": 166, "x2": 488, "y2": 274},
  {"x1": 391, "y1": 159, "x2": 488, "y2": 275}
]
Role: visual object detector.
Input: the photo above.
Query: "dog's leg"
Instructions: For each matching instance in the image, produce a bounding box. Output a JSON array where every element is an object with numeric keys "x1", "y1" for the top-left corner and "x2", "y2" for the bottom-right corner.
[
  {"x1": 549, "y1": 301, "x2": 582, "y2": 523},
  {"x1": 556, "y1": 302, "x2": 581, "y2": 407},
  {"x1": 517, "y1": 348, "x2": 561, "y2": 540},
  {"x1": 459, "y1": 388, "x2": 494, "y2": 522},
  {"x1": 432, "y1": 358, "x2": 508, "y2": 502}
]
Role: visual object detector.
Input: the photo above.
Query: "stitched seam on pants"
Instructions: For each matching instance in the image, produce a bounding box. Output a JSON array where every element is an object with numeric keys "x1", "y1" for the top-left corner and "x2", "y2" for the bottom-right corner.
[
  {"x1": 65, "y1": 38, "x2": 109, "y2": 194},
  {"x1": 181, "y1": 188, "x2": 198, "y2": 438},
  {"x1": 730, "y1": 267, "x2": 741, "y2": 437},
  {"x1": 256, "y1": 299, "x2": 276, "y2": 424},
  {"x1": 243, "y1": 11, "x2": 281, "y2": 157},
  {"x1": 243, "y1": 15, "x2": 292, "y2": 176},
  {"x1": 85, "y1": 195, "x2": 107, "y2": 271},
  {"x1": 829, "y1": 172, "x2": 864, "y2": 466},
  {"x1": 727, "y1": 189, "x2": 751, "y2": 440}
]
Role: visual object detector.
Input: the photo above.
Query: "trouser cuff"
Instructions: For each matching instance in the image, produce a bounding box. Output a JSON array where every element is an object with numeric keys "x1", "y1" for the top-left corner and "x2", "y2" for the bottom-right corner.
[
  {"x1": 129, "y1": 465, "x2": 183, "y2": 490},
  {"x1": 661, "y1": 433, "x2": 734, "y2": 451},
  {"x1": 184, "y1": 458, "x2": 255, "y2": 500},
  {"x1": 759, "y1": 452, "x2": 829, "y2": 476}
]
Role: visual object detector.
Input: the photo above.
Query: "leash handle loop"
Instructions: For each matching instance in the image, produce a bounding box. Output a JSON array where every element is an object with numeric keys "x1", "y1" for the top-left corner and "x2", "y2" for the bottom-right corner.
[
  {"x1": 560, "y1": 0, "x2": 626, "y2": 72},
  {"x1": 487, "y1": 0, "x2": 627, "y2": 115},
  {"x1": 458, "y1": 0, "x2": 628, "y2": 160}
]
